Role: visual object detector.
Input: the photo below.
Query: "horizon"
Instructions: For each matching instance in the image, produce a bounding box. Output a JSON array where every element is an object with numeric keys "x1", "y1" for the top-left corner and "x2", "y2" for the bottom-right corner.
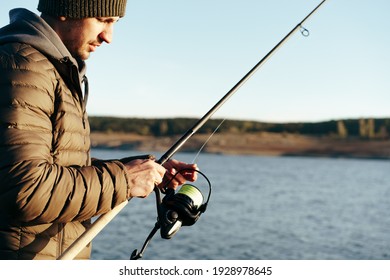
[{"x1": 88, "y1": 114, "x2": 389, "y2": 125}]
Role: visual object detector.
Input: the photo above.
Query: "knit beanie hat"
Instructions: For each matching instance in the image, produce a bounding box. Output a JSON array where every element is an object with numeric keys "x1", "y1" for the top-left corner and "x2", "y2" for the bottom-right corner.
[{"x1": 37, "y1": 0, "x2": 127, "y2": 18}]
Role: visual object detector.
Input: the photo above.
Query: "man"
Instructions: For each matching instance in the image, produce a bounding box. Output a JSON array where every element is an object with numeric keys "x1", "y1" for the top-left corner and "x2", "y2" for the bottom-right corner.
[{"x1": 0, "y1": 0, "x2": 198, "y2": 260}]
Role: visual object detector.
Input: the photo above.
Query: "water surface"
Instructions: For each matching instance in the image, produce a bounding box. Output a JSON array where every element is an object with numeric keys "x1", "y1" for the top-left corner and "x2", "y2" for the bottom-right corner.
[{"x1": 90, "y1": 149, "x2": 390, "y2": 260}]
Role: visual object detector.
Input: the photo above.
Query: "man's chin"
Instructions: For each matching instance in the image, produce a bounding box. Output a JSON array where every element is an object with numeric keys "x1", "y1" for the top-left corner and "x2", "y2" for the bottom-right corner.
[
  {"x1": 82, "y1": 54, "x2": 91, "y2": 61},
  {"x1": 74, "y1": 52, "x2": 91, "y2": 61}
]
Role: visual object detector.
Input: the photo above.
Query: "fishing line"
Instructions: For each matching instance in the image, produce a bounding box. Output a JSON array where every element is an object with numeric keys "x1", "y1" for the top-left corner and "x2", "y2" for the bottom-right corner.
[{"x1": 192, "y1": 118, "x2": 226, "y2": 164}]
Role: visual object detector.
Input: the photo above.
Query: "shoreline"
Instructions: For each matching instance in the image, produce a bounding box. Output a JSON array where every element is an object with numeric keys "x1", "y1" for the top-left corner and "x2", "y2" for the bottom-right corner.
[{"x1": 90, "y1": 132, "x2": 390, "y2": 160}]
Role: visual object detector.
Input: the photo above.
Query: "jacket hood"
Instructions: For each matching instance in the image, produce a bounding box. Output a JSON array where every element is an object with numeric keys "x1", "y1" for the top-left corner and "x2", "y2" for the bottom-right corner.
[{"x1": 0, "y1": 8, "x2": 85, "y2": 75}]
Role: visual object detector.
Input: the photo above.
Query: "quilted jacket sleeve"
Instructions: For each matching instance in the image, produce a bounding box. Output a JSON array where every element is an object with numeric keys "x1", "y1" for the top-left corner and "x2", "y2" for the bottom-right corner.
[{"x1": 0, "y1": 44, "x2": 131, "y2": 224}]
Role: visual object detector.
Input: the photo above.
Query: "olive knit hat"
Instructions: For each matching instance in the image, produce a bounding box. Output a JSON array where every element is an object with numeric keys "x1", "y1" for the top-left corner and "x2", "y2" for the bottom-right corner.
[{"x1": 37, "y1": 0, "x2": 127, "y2": 18}]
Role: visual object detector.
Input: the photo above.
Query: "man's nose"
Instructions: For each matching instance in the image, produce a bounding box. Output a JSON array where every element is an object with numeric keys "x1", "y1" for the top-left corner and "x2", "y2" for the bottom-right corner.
[{"x1": 99, "y1": 26, "x2": 114, "y2": 44}]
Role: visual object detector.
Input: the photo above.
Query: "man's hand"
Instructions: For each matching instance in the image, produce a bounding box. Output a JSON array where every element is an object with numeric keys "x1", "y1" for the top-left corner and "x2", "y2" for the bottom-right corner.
[
  {"x1": 124, "y1": 158, "x2": 198, "y2": 198},
  {"x1": 124, "y1": 159, "x2": 166, "y2": 198},
  {"x1": 160, "y1": 159, "x2": 198, "y2": 190}
]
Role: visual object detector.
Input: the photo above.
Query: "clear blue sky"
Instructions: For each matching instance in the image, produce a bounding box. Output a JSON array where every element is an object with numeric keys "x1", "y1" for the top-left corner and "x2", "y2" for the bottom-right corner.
[{"x1": 1, "y1": 0, "x2": 389, "y2": 123}]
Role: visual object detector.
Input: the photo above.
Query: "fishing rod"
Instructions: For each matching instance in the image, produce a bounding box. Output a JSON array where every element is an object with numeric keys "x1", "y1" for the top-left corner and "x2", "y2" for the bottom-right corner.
[
  {"x1": 157, "y1": 0, "x2": 327, "y2": 166},
  {"x1": 58, "y1": 0, "x2": 328, "y2": 260}
]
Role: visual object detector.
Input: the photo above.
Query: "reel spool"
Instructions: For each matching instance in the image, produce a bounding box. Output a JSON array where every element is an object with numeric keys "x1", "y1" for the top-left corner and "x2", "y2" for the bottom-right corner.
[
  {"x1": 130, "y1": 169, "x2": 211, "y2": 260},
  {"x1": 160, "y1": 183, "x2": 207, "y2": 239}
]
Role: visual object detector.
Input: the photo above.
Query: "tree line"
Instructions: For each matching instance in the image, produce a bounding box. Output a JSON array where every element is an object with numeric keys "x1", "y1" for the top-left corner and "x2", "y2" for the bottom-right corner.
[{"x1": 89, "y1": 116, "x2": 390, "y2": 139}]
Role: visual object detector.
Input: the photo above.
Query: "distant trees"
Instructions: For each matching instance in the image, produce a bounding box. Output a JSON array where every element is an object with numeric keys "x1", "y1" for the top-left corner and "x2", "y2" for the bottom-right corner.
[
  {"x1": 337, "y1": 120, "x2": 348, "y2": 138},
  {"x1": 88, "y1": 116, "x2": 390, "y2": 139},
  {"x1": 359, "y1": 118, "x2": 375, "y2": 139}
]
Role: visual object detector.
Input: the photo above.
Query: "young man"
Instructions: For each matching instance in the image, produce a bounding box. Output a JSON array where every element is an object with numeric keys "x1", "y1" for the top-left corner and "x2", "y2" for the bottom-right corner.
[{"x1": 0, "y1": 0, "x2": 198, "y2": 259}]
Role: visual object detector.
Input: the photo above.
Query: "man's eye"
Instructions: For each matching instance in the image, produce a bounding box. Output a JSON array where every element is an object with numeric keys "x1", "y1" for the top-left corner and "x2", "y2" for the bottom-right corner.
[{"x1": 96, "y1": 18, "x2": 119, "y2": 24}]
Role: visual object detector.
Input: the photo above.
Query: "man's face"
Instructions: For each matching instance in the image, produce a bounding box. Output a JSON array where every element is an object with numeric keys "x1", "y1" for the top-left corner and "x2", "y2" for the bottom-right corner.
[{"x1": 57, "y1": 16, "x2": 119, "y2": 61}]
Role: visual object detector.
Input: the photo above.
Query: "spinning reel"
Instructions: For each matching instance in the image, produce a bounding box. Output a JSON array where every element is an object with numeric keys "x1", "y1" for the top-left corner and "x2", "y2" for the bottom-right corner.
[{"x1": 130, "y1": 169, "x2": 212, "y2": 260}]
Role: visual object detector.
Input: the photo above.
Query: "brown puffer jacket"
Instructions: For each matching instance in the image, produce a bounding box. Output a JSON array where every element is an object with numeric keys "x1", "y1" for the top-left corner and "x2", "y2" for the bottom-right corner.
[{"x1": 0, "y1": 9, "x2": 131, "y2": 259}]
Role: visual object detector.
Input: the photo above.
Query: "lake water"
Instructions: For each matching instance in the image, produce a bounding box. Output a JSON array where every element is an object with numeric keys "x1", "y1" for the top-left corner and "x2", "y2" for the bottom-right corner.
[{"x1": 90, "y1": 149, "x2": 390, "y2": 260}]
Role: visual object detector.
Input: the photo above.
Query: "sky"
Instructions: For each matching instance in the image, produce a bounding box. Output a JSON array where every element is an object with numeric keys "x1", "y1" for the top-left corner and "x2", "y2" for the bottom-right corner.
[{"x1": 1, "y1": 0, "x2": 389, "y2": 123}]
